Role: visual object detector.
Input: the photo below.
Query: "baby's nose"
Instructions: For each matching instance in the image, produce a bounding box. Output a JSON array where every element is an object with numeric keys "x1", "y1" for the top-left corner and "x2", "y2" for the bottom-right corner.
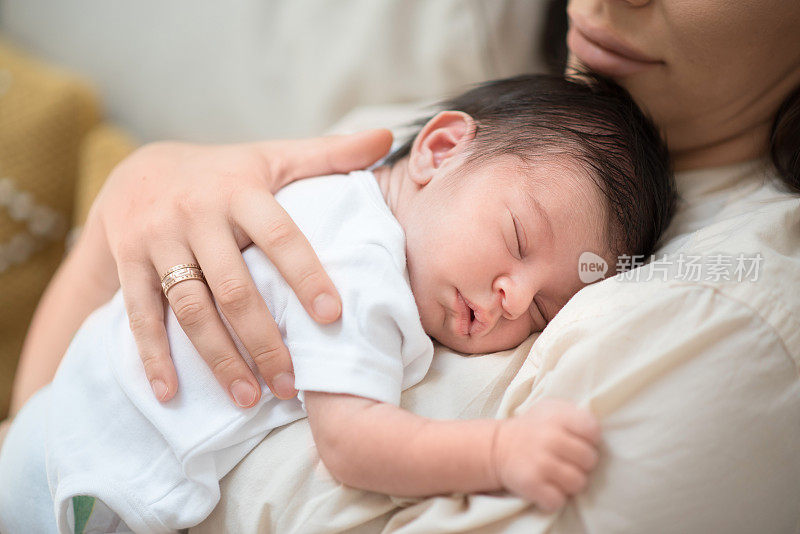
[{"x1": 494, "y1": 275, "x2": 534, "y2": 320}]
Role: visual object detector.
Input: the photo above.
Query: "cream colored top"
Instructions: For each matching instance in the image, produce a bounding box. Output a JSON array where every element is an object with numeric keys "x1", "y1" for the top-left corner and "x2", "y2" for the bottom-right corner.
[{"x1": 193, "y1": 160, "x2": 800, "y2": 534}]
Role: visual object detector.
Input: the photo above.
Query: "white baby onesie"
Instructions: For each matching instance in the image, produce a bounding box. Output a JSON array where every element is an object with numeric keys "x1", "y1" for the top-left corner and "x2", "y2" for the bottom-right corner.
[{"x1": 12, "y1": 171, "x2": 434, "y2": 533}]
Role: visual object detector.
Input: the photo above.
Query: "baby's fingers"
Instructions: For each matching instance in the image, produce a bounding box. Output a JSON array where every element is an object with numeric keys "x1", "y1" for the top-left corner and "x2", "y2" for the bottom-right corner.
[
  {"x1": 544, "y1": 459, "x2": 589, "y2": 496},
  {"x1": 554, "y1": 434, "x2": 600, "y2": 472},
  {"x1": 561, "y1": 407, "x2": 602, "y2": 444},
  {"x1": 531, "y1": 483, "x2": 567, "y2": 514}
]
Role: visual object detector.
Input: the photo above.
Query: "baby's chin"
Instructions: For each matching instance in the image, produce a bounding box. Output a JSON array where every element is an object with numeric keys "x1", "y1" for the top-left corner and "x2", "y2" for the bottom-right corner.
[{"x1": 429, "y1": 329, "x2": 530, "y2": 355}]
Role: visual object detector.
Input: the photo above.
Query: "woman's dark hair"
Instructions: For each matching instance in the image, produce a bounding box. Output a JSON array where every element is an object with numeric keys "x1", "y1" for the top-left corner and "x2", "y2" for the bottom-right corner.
[
  {"x1": 540, "y1": 0, "x2": 800, "y2": 193},
  {"x1": 770, "y1": 85, "x2": 800, "y2": 193},
  {"x1": 384, "y1": 73, "x2": 675, "y2": 260},
  {"x1": 541, "y1": 0, "x2": 569, "y2": 75}
]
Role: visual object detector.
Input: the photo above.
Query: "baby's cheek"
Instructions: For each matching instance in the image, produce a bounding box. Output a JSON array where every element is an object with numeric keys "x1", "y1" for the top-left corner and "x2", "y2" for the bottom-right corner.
[{"x1": 492, "y1": 322, "x2": 535, "y2": 352}]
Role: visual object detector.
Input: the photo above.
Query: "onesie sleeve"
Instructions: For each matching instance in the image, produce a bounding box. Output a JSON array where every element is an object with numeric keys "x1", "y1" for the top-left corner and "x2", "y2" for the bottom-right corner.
[{"x1": 284, "y1": 243, "x2": 433, "y2": 406}]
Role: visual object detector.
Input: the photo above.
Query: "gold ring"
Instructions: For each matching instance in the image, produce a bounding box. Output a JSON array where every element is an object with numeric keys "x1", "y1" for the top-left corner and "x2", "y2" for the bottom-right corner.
[
  {"x1": 161, "y1": 265, "x2": 206, "y2": 296},
  {"x1": 161, "y1": 263, "x2": 202, "y2": 279}
]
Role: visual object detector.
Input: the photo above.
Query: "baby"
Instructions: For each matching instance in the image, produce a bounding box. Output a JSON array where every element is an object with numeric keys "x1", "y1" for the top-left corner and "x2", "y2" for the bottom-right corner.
[{"x1": 0, "y1": 74, "x2": 674, "y2": 533}]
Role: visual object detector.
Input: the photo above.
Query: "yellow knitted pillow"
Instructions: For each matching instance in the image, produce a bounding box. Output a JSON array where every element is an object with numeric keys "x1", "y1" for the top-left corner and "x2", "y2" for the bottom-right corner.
[
  {"x1": 73, "y1": 124, "x2": 136, "y2": 229},
  {"x1": 0, "y1": 40, "x2": 102, "y2": 417}
]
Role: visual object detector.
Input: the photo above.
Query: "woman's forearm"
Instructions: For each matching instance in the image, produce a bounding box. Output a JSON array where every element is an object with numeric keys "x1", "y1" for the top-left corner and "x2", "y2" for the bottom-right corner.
[
  {"x1": 10, "y1": 215, "x2": 120, "y2": 415},
  {"x1": 305, "y1": 392, "x2": 500, "y2": 496}
]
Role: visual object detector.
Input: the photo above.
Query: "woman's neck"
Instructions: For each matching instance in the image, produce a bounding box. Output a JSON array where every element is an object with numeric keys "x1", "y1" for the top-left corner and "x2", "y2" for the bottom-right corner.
[
  {"x1": 669, "y1": 119, "x2": 771, "y2": 171},
  {"x1": 660, "y1": 69, "x2": 800, "y2": 171}
]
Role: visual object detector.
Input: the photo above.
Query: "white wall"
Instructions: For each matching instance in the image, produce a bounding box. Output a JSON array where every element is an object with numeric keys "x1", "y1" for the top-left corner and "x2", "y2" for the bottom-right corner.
[{"x1": 1, "y1": 0, "x2": 547, "y2": 143}]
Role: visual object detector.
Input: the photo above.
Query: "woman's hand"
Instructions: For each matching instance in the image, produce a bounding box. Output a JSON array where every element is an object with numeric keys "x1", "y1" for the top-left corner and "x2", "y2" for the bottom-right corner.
[{"x1": 90, "y1": 130, "x2": 393, "y2": 407}]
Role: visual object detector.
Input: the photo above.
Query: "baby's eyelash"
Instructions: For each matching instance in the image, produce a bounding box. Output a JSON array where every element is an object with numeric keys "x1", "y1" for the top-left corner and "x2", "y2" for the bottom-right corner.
[{"x1": 513, "y1": 215, "x2": 525, "y2": 257}]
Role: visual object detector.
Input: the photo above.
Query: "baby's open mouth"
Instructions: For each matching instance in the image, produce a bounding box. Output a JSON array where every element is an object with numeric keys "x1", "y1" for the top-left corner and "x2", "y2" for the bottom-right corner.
[
  {"x1": 456, "y1": 291, "x2": 490, "y2": 337},
  {"x1": 455, "y1": 291, "x2": 470, "y2": 336}
]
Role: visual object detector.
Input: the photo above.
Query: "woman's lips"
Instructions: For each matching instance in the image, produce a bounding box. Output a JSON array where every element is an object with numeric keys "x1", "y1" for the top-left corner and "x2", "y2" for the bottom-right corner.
[{"x1": 567, "y1": 14, "x2": 663, "y2": 77}]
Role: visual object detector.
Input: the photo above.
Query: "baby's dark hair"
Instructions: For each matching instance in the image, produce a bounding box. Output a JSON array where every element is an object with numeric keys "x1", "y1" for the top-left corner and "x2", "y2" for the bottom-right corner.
[{"x1": 384, "y1": 73, "x2": 676, "y2": 260}]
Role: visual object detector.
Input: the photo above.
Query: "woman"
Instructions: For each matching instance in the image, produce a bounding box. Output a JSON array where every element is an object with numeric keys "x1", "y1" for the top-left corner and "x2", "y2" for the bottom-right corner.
[{"x1": 4, "y1": 0, "x2": 800, "y2": 531}]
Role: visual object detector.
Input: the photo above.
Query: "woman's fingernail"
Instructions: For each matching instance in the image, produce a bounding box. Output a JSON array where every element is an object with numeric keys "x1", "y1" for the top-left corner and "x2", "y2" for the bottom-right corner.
[
  {"x1": 313, "y1": 293, "x2": 340, "y2": 321},
  {"x1": 273, "y1": 373, "x2": 297, "y2": 400},
  {"x1": 230, "y1": 380, "x2": 258, "y2": 408},
  {"x1": 151, "y1": 379, "x2": 168, "y2": 401}
]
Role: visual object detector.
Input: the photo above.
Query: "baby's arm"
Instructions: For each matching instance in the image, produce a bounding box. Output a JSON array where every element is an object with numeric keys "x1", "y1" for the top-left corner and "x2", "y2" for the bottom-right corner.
[{"x1": 304, "y1": 393, "x2": 601, "y2": 512}]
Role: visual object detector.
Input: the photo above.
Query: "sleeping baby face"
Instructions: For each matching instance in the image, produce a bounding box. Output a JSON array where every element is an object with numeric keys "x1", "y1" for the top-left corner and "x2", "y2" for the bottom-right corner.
[
  {"x1": 375, "y1": 112, "x2": 613, "y2": 354},
  {"x1": 401, "y1": 155, "x2": 609, "y2": 354}
]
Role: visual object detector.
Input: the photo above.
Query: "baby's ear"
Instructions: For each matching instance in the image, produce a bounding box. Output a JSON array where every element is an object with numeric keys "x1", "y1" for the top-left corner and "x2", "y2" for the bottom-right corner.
[{"x1": 408, "y1": 111, "x2": 475, "y2": 186}]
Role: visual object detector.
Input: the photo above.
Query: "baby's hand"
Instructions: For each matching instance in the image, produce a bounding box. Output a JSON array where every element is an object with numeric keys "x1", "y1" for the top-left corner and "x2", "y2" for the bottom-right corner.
[{"x1": 493, "y1": 399, "x2": 601, "y2": 512}]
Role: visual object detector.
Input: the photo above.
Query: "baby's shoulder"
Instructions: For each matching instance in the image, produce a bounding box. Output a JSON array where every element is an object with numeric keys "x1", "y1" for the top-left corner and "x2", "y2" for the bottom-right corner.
[{"x1": 279, "y1": 171, "x2": 406, "y2": 266}]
